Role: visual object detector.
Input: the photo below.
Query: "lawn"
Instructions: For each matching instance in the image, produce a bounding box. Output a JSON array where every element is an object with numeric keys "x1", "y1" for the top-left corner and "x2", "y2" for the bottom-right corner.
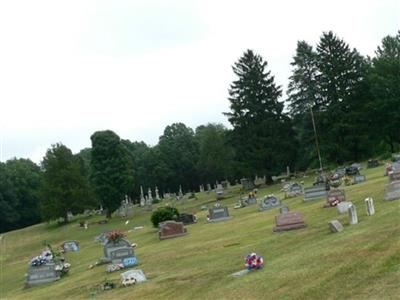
[{"x1": 0, "y1": 164, "x2": 399, "y2": 300}]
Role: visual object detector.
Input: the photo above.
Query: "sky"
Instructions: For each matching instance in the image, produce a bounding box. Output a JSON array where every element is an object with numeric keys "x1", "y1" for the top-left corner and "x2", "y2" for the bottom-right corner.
[{"x1": 0, "y1": 0, "x2": 399, "y2": 163}]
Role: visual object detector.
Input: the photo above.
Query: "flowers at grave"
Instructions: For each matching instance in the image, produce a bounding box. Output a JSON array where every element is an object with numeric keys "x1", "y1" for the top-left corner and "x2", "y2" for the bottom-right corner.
[
  {"x1": 245, "y1": 253, "x2": 264, "y2": 270},
  {"x1": 107, "y1": 263, "x2": 124, "y2": 273},
  {"x1": 30, "y1": 248, "x2": 54, "y2": 266},
  {"x1": 106, "y1": 230, "x2": 125, "y2": 243}
]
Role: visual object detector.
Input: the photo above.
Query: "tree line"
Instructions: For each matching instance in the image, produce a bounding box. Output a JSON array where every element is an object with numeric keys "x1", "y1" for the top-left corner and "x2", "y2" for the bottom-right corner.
[{"x1": 0, "y1": 30, "x2": 398, "y2": 232}]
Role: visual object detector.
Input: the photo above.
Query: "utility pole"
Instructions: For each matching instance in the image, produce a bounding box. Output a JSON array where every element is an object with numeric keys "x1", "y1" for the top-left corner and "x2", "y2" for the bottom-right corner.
[{"x1": 310, "y1": 106, "x2": 323, "y2": 172}]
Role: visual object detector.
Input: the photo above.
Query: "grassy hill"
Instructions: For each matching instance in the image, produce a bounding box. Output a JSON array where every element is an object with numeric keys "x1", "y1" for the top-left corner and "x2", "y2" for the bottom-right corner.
[{"x1": 1, "y1": 164, "x2": 399, "y2": 300}]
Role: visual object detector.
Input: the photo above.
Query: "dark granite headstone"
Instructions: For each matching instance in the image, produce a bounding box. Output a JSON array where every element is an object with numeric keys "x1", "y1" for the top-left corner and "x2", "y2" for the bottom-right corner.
[
  {"x1": 215, "y1": 184, "x2": 225, "y2": 200},
  {"x1": 273, "y1": 212, "x2": 307, "y2": 232},
  {"x1": 367, "y1": 159, "x2": 379, "y2": 169},
  {"x1": 177, "y1": 213, "x2": 197, "y2": 225},
  {"x1": 304, "y1": 185, "x2": 328, "y2": 202},
  {"x1": 159, "y1": 221, "x2": 188, "y2": 240},
  {"x1": 259, "y1": 195, "x2": 281, "y2": 211},
  {"x1": 103, "y1": 239, "x2": 137, "y2": 267},
  {"x1": 326, "y1": 189, "x2": 346, "y2": 207},
  {"x1": 26, "y1": 263, "x2": 60, "y2": 286},
  {"x1": 208, "y1": 207, "x2": 231, "y2": 222}
]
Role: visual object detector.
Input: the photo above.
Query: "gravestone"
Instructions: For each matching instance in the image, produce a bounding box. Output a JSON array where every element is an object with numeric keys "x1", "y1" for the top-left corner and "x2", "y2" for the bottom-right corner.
[
  {"x1": 159, "y1": 221, "x2": 188, "y2": 240},
  {"x1": 208, "y1": 206, "x2": 231, "y2": 222},
  {"x1": 337, "y1": 201, "x2": 353, "y2": 214},
  {"x1": 215, "y1": 184, "x2": 225, "y2": 200},
  {"x1": 335, "y1": 167, "x2": 346, "y2": 177},
  {"x1": 177, "y1": 213, "x2": 197, "y2": 225},
  {"x1": 246, "y1": 194, "x2": 257, "y2": 206},
  {"x1": 353, "y1": 174, "x2": 366, "y2": 184},
  {"x1": 26, "y1": 263, "x2": 60, "y2": 286},
  {"x1": 304, "y1": 185, "x2": 328, "y2": 202},
  {"x1": 140, "y1": 186, "x2": 145, "y2": 207},
  {"x1": 365, "y1": 197, "x2": 375, "y2": 216},
  {"x1": 259, "y1": 195, "x2": 281, "y2": 211},
  {"x1": 61, "y1": 240, "x2": 79, "y2": 252},
  {"x1": 280, "y1": 206, "x2": 289, "y2": 214},
  {"x1": 241, "y1": 178, "x2": 254, "y2": 191},
  {"x1": 348, "y1": 204, "x2": 358, "y2": 225},
  {"x1": 273, "y1": 212, "x2": 307, "y2": 232},
  {"x1": 120, "y1": 269, "x2": 147, "y2": 283},
  {"x1": 388, "y1": 164, "x2": 400, "y2": 182},
  {"x1": 329, "y1": 220, "x2": 343, "y2": 233},
  {"x1": 103, "y1": 239, "x2": 138, "y2": 267},
  {"x1": 326, "y1": 189, "x2": 346, "y2": 207},
  {"x1": 221, "y1": 181, "x2": 228, "y2": 189},
  {"x1": 95, "y1": 232, "x2": 109, "y2": 245},
  {"x1": 288, "y1": 183, "x2": 303, "y2": 196},
  {"x1": 384, "y1": 181, "x2": 400, "y2": 201},
  {"x1": 367, "y1": 159, "x2": 379, "y2": 169}
]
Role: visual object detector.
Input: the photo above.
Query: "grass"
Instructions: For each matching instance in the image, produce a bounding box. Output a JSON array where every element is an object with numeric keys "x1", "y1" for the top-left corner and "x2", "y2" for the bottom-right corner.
[{"x1": 0, "y1": 164, "x2": 399, "y2": 300}]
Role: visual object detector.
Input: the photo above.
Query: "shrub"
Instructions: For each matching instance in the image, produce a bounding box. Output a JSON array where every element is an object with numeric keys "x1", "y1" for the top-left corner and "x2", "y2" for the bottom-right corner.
[{"x1": 151, "y1": 207, "x2": 179, "y2": 228}]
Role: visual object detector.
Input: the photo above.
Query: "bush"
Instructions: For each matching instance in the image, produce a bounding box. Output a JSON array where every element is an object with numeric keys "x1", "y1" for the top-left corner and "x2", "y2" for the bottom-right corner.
[{"x1": 151, "y1": 207, "x2": 179, "y2": 228}]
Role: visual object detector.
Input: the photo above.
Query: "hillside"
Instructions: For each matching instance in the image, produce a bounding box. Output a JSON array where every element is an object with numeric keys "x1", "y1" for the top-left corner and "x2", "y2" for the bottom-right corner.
[{"x1": 0, "y1": 164, "x2": 399, "y2": 300}]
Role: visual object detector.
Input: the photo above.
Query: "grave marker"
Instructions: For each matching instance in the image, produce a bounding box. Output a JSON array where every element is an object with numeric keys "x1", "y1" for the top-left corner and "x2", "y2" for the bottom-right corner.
[
  {"x1": 159, "y1": 221, "x2": 188, "y2": 240},
  {"x1": 304, "y1": 185, "x2": 328, "y2": 202},
  {"x1": 103, "y1": 239, "x2": 137, "y2": 267},
  {"x1": 329, "y1": 220, "x2": 343, "y2": 233},
  {"x1": 26, "y1": 263, "x2": 60, "y2": 286},
  {"x1": 384, "y1": 181, "x2": 400, "y2": 201},
  {"x1": 337, "y1": 201, "x2": 353, "y2": 214},
  {"x1": 208, "y1": 206, "x2": 231, "y2": 222},
  {"x1": 353, "y1": 174, "x2": 366, "y2": 184},
  {"x1": 326, "y1": 189, "x2": 346, "y2": 207},
  {"x1": 259, "y1": 195, "x2": 281, "y2": 211},
  {"x1": 348, "y1": 204, "x2": 358, "y2": 225},
  {"x1": 365, "y1": 197, "x2": 375, "y2": 216},
  {"x1": 61, "y1": 240, "x2": 79, "y2": 252},
  {"x1": 273, "y1": 212, "x2": 307, "y2": 232}
]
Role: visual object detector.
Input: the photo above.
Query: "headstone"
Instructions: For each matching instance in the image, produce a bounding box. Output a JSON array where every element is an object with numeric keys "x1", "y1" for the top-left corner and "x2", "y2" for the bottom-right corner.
[
  {"x1": 155, "y1": 186, "x2": 160, "y2": 200},
  {"x1": 367, "y1": 159, "x2": 379, "y2": 169},
  {"x1": 335, "y1": 167, "x2": 346, "y2": 177},
  {"x1": 61, "y1": 240, "x2": 79, "y2": 252},
  {"x1": 178, "y1": 185, "x2": 183, "y2": 199},
  {"x1": 26, "y1": 263, "x2": 60, "y2": 286},
  {"x1": 246, "y1": 193, "x2": 257, "y2": 206},
  {"x1": 304, "y1": 185, "x2": 328, "y2": 202},
  {"x1": 326, "y1": 189, "x2": 346, "y2": 207},
  {"x1": 215, "y1": 184, "x2": 224, "y2": 200},
  {"x1": 120, "y1": 269, "x2": 147, "y2": 284},
  {"x1": 140, "y1": 186, "x2": 145, "y2": 207},
  {"x1": 103, "y1": 239, "x2": 138, "y2": 267},
  {"x1": 288, "y1": 183, "x2": 303, "y2": 196},
  {"x1": 259, "y1": 195, "x2": 281, "y2": 211},
  {"x1": 273, "y1": 212, "x2": 307, "y2": 232},
  {"x1": 279, "y1": 206, "x2": 289, "y2": 214},
  {"x1": 353, "y1": 174, "x2": 366, "y2": 184},
  {"x1": 365, "y1": 197, "x2": 375, "y2": 216},
  {"x1": 389, "y1": 165, "x2": 400, "y2": 182},
  {"x1": 159, "y1": 221, "x2": 187, "y2": 240},
  {"x1": 337, "y1": 201, "x2": 353, "y2": 214},
  {"x1": 329, "y1": 220, "x2": 343, "y2": 233},
  {"x1": 384, "y1": 181, "x2": 400, "y2": 201},
  {"x1": 177, "y1": 213, "x2": 197, "y2": 225},
  {"x1": 241, "y1": 178, "x2": 254, "y2": 190},
  {"x1": 207, "y1": 183, "x2": 211, "y2": 193},
  {"x1": 221, "y1": 181, "x2": 228, "y2": 189},
  {"x1": 208, "y1": 206, "x2": 231, "y2": 223},
  {"x1": 348, "y1": 204, "x2": 358, "y2": 225}
]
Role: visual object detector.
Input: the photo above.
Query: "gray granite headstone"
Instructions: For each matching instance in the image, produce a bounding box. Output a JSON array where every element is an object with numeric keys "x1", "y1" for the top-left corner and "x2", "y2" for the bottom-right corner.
[
  {"x1": 337, "y1": 201, "x2": 353, "y2": 214},
  {"x1": 26, "y1": 263, "x2": 60, "y2": 286},
  {"x1": 384, "y1": 181, "x2": 400, "y2": 201},
  {"x1": 121, "y1": 269, "x2": 147, "y2": 283},
  {"x1": 279, "y1": 206, "x2": 289, "y2": 214},
  {"x1": 62, "y1": 240, "x2": 79, "y2": 252},
  {"x1": 103, "y1": 239, "x2": 138, "y2": 267},
  {"x1": 365, "y1": 197, "x2": 375, "y2": 216},
  {"x1": 259, "y1": 195, "x2": 281, "y2": 211},
  {"x1": 208, "y1": 207, "x2": 231, "y2": 222},
  {"x1": 353, "y1": 174, "x2": 366, "y2": 184},
  {"x1": 304, "y1": 185, "x2": 328, "y2": 202},
  {"x1": 329, "y1": 220, "x2": 343, "y2": 233},
  {"x1": 348, "y1": 204, "x2": 358, "y2": 225}
]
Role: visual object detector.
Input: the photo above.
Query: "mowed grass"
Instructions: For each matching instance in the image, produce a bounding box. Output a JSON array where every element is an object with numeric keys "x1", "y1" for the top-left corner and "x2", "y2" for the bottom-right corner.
[{"x1": 1, "y1": 164, "x2": 399, "y2": 300}]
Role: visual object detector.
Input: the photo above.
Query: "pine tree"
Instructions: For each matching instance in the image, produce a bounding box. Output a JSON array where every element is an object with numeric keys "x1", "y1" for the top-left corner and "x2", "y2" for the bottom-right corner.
[{"x1": 225, "y1": 50, "x2": 296, "y2": 179}]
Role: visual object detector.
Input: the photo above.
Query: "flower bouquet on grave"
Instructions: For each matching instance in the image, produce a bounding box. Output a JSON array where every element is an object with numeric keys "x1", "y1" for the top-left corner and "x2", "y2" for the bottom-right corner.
[
  {"x1": 245, "y1": 253, "x2": 264, "y2": 270},
  {"x1": 329, "y1": 173, "x2": 342, "y2": 188},
  {"x1": 106, "y1": 230, "x2": 125, "y2": 243}
]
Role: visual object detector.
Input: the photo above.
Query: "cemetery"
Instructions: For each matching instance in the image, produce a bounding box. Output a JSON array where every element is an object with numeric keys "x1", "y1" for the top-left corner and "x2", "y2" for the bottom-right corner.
[{"x1": 1, "y1": 162, "x2": 400, "y2": 299}]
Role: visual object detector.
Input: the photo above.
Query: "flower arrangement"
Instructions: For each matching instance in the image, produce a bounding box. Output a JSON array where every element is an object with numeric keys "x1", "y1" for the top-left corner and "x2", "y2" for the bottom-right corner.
[
  {"x1": 30, "y1": 248, "x2": 54, "y2": 266},
  {"x1": 106, "y1": 230, "x2": 125, "y2": 243},
  {"x1": 245, "y1": 253, "x2": 264, "y2": 270}
]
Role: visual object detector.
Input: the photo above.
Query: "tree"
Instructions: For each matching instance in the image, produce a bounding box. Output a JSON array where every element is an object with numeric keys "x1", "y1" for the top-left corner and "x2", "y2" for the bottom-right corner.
[
  {"x1": 158, "y1": 123, "x2": 199, "y2": 192},
  {"x1": 90, "y1": 130, "x2": 133, "y2": 218},
  {"x1": 316, "y1": 31, "x2": 371, "y2": 163},
  {"x1": 0, "y1": 162, "x2": 19, "y2": 232},
  {"x1": 195, "y1": 123, "x2": 234, "y2": 183},
  {"x1": 39, "y1": 143, "x2": 94, "y2": 223},
  {"x1": 225, "y1": 49, "x2": 296, "y2": 180},
  {"x1": 369, "y1": 31, "x2": 400, "y2": 153}
]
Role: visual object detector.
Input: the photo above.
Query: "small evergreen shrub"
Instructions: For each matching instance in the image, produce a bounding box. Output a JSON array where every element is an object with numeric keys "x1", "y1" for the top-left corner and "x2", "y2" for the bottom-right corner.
[{"x1": 151, "y1": 207, "x2": 179, "y2": 228}]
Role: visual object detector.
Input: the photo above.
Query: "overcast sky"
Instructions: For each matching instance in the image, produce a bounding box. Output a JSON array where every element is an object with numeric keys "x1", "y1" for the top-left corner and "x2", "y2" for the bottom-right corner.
[{"x1": 0, "y1": 0, "x2": 399, "y2": 163}]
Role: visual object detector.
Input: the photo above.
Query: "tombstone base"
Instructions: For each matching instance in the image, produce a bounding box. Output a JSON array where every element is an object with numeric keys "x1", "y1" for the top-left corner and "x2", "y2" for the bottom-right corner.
[
  {"x1": 159, "y1": 232, "x2": 188, "y2": 240},
  {"x1": 207, "y1": 216, "x2": 232, "y2": 223},
  {"x1": 273, "y1": 223, "x2": 307, "y2": 232}
]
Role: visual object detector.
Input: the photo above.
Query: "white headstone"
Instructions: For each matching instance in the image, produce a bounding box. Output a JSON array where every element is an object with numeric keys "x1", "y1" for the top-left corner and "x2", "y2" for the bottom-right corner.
[
  {"x1": 364, "y1": 197, "x2": 375, "y2": 216},
  {"x1": 155, "y1": 186, "x2": 160, "y2": 200},
  {"x1": 348, "y1": 204, "x2": 358, "y2": 225},
  {"x1": 140, "y1": 186, "x2": 145, "y2": 207},
  {"x1": 337, "y1": 201, "x2": 353, "y2": 214}
]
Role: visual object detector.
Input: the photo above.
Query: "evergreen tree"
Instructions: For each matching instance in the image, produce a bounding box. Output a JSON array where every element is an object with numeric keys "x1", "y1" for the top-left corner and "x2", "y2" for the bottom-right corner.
[
  {"x1": 369, "y1": 31, "x2": 400, "y2": 153},
  {"x1": 225, "y1": 49, "x2": 296, "y2": 179},
  {"x1": 39, "y1": 144, "x2": 93, "y2": 223},
  {"x1": 90, "y1": 130, "x2": 133, "y2": 218}
]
